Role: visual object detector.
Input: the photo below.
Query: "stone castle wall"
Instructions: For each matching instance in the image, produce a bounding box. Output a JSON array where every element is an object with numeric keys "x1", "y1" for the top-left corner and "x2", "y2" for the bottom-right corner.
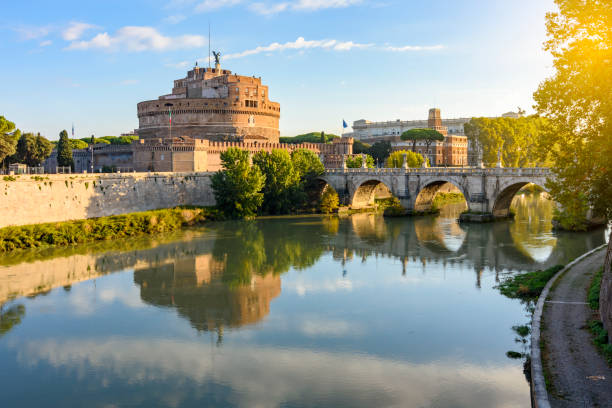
[{"x1": 0, "y1": 173, "x2": 215, "y2": 228}]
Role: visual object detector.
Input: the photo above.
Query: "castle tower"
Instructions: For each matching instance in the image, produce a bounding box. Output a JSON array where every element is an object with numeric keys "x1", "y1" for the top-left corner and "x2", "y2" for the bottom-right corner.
[{"x1": 428, "y1": 108, "x2": 442, "y2": 129}]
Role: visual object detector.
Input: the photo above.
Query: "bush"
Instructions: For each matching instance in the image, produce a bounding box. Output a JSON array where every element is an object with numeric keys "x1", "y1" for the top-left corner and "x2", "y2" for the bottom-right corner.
[
  {"x1": 496, "y1": 265, "x2": 564, "y2": 301},
  {"x1": 346, "y1": 155, "x2": 374, "y2": 168},
  {"x1": 385, "y1": 150, "x2": 426, "y2": 168},
  {"x1": 320, "y1": 186, "x2": 339, "y2": 214}
]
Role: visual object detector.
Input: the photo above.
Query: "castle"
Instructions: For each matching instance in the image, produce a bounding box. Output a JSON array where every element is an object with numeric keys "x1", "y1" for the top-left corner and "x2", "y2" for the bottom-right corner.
[{"x1": 45, "y1": 59, "x2": 353, "y2": 173}]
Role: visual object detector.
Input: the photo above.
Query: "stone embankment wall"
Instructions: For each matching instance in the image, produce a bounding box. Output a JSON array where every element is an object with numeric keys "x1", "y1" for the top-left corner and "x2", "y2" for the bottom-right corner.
[{"x1": 0, "y1": 172, "x2": 216, "y2": 228}]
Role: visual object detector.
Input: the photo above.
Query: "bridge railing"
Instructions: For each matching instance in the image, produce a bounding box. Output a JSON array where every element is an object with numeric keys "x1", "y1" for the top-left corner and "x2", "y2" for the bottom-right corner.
[{"x1": 325, "y1": 167, "x2": 551, "y2": 176}]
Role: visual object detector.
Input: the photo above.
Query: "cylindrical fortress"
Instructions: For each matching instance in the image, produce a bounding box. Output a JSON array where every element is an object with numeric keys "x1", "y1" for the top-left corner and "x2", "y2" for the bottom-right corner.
[{"x1": 137, "y1": 64, "x2": 281, "y2": 143}]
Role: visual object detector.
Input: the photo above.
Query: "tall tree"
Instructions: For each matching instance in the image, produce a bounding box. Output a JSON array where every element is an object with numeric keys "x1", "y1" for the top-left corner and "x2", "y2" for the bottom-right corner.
[
  {"x1": 532, "y1": 0, "x2": 612, "y2": 331},
  {"x1": 367, "y1": 141, "x2": 392, "y2": 164},
  {"x1": 0, "y1": 116, "x2": 20, "y2": 167},
  {"x1": 252, "y1": 149, "x2": 301, "y2": 215},
  {"x1": 385, "y1": 150, "x2": 426, "y2": 168},
  {"x1": 56, "y1": 130, "x2": 73, "y2": 169},
  {"x1": 421, "y1": 130, "x2": 444, "y2": 165},
  {"x1": 14, "y1": 133, "x2": 53, "y2": 166},
  {"x1": 211, "y1": 148, "x2": 265, "y2": 219}
]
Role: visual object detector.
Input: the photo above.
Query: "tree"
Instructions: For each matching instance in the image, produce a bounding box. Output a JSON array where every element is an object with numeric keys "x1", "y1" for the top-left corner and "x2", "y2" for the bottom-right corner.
[
  {"x1": 320, "y1": 131, "x2": 325, "y2": 144},
  {"x1": 69, "y1": 139, "x2": 89, "y2": 150},
  {"x1": 421, "y1": 130, "x2": 444, "y2": 164},
  {"x1": 56, "y1": 130, "x2": 74, "y2": 169},
  {"x1": 14, "y1": 133, "x2": 53, "y2": 166},
  {"x1": 352, "y1": 139, "x2": 371, "y2": 154},
  {"x1": 464, "y1": 116, "x2": 551, "y2": 167},
  {"x1": 385, "y1": 150, "x2": 426, "y2": 168},
  {"x1": 252, "y1": 149, "x2": 301, "y2": 214},
  {"x1": 0, "y1": 116, "x2": 20, "y2": 166},
  {"x1": 346, "y1": 154, "x2": 374, "y2": 168},
  {"x1": 292, "y1": 148, "x2": 325, "y2": 208},
  {"x1": 320, "y1": 186, "x2": 339, "y2": 214},
  {"x1": 400, "y1": 128, "x2": 440, "y2": 153},
  {"x1": 532, "y1": 0, "x2": 612, "y2": 332},
  {"x1": 367, "y1": 141, "x2": 392, "y2": 164},
  {"x1": 80, "y1": 137, "x2": 110, "y2": 145},
  {"x1": 211, "y1": 148, "x2": 265, "y2": 219}
]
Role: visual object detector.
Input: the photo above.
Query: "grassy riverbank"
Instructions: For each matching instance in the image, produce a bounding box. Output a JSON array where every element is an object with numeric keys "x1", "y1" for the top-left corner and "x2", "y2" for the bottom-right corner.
[
  {"x1": 0, "y1": 207, "x2": 217, "y2": 252},
  {"x1": 496, "y1": 265, "x2": 564, "y2": 301},
  {"x1": 431, "y1": 192, "x2": 466, "y2": 211}
]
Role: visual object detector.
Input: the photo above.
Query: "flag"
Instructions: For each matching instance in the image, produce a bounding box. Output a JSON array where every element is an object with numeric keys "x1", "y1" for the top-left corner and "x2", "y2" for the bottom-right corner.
[
  {"x1": 343, "y1": 120, "x2": 348, "y2": 129},
  {"x1": 169, "y1": 108, "x2": 172, "y2": 125},
  {"x1": 72, "y1": 123, "x2": 74, "y2": 137}
]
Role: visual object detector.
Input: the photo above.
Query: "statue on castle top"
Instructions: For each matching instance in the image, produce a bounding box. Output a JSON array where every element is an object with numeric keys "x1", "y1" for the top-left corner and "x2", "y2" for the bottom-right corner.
[{"x1": 212, "y1": 51, "x2": 221, "y2": 65}]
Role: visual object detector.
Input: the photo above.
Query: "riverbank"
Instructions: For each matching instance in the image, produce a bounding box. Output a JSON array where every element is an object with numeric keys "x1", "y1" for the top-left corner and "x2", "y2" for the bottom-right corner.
[
  {"x1": 531, "y1": 246, "x2": 612, "y2": 407},
  {"x1": 0, "y1": 207, "x2": 216, "y2": 252}
]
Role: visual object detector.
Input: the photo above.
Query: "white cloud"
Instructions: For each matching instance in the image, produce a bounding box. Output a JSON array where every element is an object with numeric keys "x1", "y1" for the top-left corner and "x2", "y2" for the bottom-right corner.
[
  {"x1": 163, "y1": 14, "x2": 187, "y2": 24},
  {"x1": 195, "y1": 0, "x2": 242, "y2": 12},
  {"x1": 166, "y1": 60, "x2": 192, "y2": 69},
  {"x1": 249, "y1": 2, "x2": 289, "y2": 15},
  {"x1": 292, "y1": 0, "x2": 362, "y2": 11},
  {"x1": 385, "y1": 44, "x2": 445, "y2": 52},
  {"x1": 14, "y1": 25, "x2": 53, "y2": 40},
  {"x1": 66, "y1": 26, "x2": 206, "y2": 52},
  {"x1": 39, "y1": 40, "x2": 52, "y2": 47},
  {"x1": 223, "y1": 36, "x2": 372, "y2": 60},
  {"x1": 62, "y1": 22, "x2": 97, "y2": 41}
]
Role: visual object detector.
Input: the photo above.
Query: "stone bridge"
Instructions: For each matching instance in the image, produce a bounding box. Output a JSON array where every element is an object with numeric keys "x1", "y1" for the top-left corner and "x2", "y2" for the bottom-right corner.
[{"x1": 319, "y1": 167, "x2": 552, "y2": 218}]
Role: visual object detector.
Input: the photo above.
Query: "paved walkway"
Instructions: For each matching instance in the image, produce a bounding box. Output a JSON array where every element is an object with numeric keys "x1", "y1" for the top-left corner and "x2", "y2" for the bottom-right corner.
[{"x1": 542, "y1": 248, "x2": 612, "y2": 407}]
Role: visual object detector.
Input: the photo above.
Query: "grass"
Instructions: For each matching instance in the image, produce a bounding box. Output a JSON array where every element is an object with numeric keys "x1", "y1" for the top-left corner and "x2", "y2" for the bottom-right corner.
[
  {"x1": 496, "y1": 265, "x2": 565, "y2": 301},
  {"x1": 0, "y1": 206, "x2": 218, "y2": 252},
  {"x1": 587, "y1": 267, "x2": 604, "y2": 310},
  {"x1": 588, "y1": 320, "x2": 612, "y2": 366}
]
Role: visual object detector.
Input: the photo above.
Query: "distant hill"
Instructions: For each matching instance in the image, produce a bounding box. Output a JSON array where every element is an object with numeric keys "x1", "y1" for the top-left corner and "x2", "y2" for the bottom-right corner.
[{"x1": 280, "y1": 132, "x2": 340, "y2": 144}]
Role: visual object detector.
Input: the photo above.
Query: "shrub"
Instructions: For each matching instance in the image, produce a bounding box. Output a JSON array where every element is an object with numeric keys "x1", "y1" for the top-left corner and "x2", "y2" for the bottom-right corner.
[{"x1": 320, "y1": 186, "x2": 339, "y2": 214}]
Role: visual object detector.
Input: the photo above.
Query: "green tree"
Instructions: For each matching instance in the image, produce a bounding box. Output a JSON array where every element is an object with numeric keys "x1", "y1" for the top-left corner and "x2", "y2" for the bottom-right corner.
[
  {"x1": 80, "y1": 137, "x2": 110, "y2": 145},
  {"x1": 56, "y1": 130, "x2": 74, "y2": 169},
  {"x1": 464, "y1": 116, "x2": 551, "y2": 167},
  {"x1": 367, "y1": 141, "x2": 392, "y2": 164},
  {"x1": 400, "y1": 128, "x2": 434, "y2": 152},
  {"x1": 532, "y1": 0, "x2": 612, "y2": 332},
  {"x1": 253, "y1": 149, "x2": 301, "y2": 214},
  {"x1": 69, "y1": 139, "x2": 89, "y2": 150},
  {"x1": 14, "y1": 133, "x2": 53, "y2": 166},
  {"x1": 279, "y1": 132, "x2": 340, "y2": 144},
  {"x1": 346, "y1": 154, "x2": 374, "y2": 168},
  {"x1": 320, "y1": 186, "x2": 339, "y2": 214},
  {"x1": 0, "y1": 304, "x2": 25, "y2": 337},
  {"x1": 0, "y1": 116, "x2": 20, "y2": 167},
  {"x1": 211, "y1": 148, "x2": 265, "y2": 219},
  {"x1": 352, "y1": 139, "x2": 371, "y2": 154},
  {"x1": 320, "y1": 131, "x2": 325, "y2": 144},
  {"x1": 385, "y1": 150, "x2": 426, "y2": 168},
  {"x1": 292, "y1": 148, "x2": 325, "y2": 208}
]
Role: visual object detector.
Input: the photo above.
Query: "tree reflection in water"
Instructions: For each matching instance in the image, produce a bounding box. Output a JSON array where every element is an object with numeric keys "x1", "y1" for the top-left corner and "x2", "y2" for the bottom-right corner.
[{"x1": 0, "y1": 303, "x2": 25, "y2": 338}]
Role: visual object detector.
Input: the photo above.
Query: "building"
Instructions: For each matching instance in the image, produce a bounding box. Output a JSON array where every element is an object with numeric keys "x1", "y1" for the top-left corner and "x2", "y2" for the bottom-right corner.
[
  {"x1": 137, "y1": 60, "x2": 281, "y2": 143},
  {"x1": 350, "y1": 109, "x2": 469, "y2": 166},
  {"x1": 44, "y1": 60, "x2": 355, "y2": 173}
]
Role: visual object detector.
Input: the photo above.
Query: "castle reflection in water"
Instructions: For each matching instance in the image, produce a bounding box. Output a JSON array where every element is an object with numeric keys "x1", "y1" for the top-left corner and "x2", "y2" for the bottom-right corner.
[{"x1": 1, "y1": 194, "x2": 607, "y2": 338}]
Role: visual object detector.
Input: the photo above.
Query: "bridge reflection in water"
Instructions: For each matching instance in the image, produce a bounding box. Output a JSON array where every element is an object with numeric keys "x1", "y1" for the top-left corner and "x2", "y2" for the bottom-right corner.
[{"x1": 0, "y1": 193, "x2": 606, "y2": 337}]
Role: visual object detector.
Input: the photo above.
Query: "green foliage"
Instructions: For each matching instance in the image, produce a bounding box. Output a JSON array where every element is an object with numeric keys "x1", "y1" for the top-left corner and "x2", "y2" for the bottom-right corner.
[
  {"x1": 56, "y1": 130, "x2": 73, "y2": 168},
  {"x1": 280, "y1": 132, "x2": 340, "y2": 144},
  {"x1": 532, "y1": 0, "x2": 612, "y2": 228},
  {"x1": 496, "y1": 265, "x2": 564, "y2": 301},
  {"x1": 0, "y1": 115, "x2": 20, "y2": 166},
  {"x1": 68, "y1": 139, "x2": 89, "y2": 150},
  {"x1": 99, "y1": 135, "x2": 139, "y2": 145},
  {"x1": 385, "y1": 150, "x2": 425, "y2": 168},
  {"x1": 13, "y1": 133, "x2": 53, "y2": 166},
  {"x1": 0, "y1": 207, "x2": 213, "y2": 252},
  {"x1": 401, "y1": 128, "x2": 443, "y2": 149},
  {"x1": 367, "y1": 140, "x2": 392, "y2": 164},
  {"x1": 320, "y1": 186, "x2": 339, "y2": 214},
  {"x1": 291, "y1": 148, "x2": 325, "y2": 178},
  {"x1": 464, "y1": 116, "x2": 551, "y2": 167},
  {"x1": 253, "y1": 149, "x2": 301, "y2": 215},
  {"x1": 352, "y1": 139, "x2": 371, "y2": 154},
  {"x1": 80, "y1": 137, "x2": 110, "y2": 145},
  {"x1": 383, "y1": 198, "x2": 407, "y2": 217},
  {"x1": 588, "y1": 267, "x2": 604, "y2": 310},
  {"x1": 211, "y1": 148, "x2": 265, "y2": 219},
  {"x1": 346, "y1": 154, "x2": 374, "y2": 168},
  {"x1": 588, "y1": 320, "x2": 612, "y2": 365},
  {"x1": 431, "y1": 192, "x2": 466, "y2": 211}
]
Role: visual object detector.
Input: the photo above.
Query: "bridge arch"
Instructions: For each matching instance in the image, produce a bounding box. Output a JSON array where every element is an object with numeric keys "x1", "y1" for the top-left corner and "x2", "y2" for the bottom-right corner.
[
  {"x1": 413, "y1": 178, "x2": 468, "y2": 213},
  {"x1": 350, "y1": 177, "x2": 394, "y2": 209},
  {"x1": 492, "y1": 180, "x2": 549, "y2": 217}
]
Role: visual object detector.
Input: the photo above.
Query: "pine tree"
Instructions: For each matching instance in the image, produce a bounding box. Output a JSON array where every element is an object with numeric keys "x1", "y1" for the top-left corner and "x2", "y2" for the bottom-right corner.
[{"x1": 56, "y1": 130, "x2": 73, "y2": 169}]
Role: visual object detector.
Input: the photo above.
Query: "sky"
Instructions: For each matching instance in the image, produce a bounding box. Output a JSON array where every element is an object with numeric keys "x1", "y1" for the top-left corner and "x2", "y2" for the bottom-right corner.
[{"x1": 0, "y1": 0, "x2": 557, "y2": 140}]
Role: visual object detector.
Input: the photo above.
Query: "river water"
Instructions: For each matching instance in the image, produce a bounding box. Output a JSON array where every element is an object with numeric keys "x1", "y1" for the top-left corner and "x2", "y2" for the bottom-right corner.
[{"x1": 0, "y1": 194, "x2": 607, "y2": 407}]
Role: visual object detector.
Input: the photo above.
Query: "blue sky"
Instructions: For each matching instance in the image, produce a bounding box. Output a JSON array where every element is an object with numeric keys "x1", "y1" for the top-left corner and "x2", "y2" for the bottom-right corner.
[{"x1": 1, "y1": 0, "x2": 556, "y2": 140}]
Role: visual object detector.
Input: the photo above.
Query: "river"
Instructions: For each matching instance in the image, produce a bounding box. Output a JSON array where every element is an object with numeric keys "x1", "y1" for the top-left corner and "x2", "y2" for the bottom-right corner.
[{"x1": 0, "y1": 193, "x2": 607, "y2": 407}]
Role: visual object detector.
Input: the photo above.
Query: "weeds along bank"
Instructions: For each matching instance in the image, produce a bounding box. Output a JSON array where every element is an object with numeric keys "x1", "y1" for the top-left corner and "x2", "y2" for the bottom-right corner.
[{"x1": 0, "y1": 173, "x2": 216, "y2": 228}]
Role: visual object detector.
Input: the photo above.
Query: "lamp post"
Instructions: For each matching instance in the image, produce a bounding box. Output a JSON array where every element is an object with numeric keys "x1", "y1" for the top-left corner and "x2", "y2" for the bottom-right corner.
[{"x1": 90, "y1": 134, "x2": 94, "y2": 173}]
